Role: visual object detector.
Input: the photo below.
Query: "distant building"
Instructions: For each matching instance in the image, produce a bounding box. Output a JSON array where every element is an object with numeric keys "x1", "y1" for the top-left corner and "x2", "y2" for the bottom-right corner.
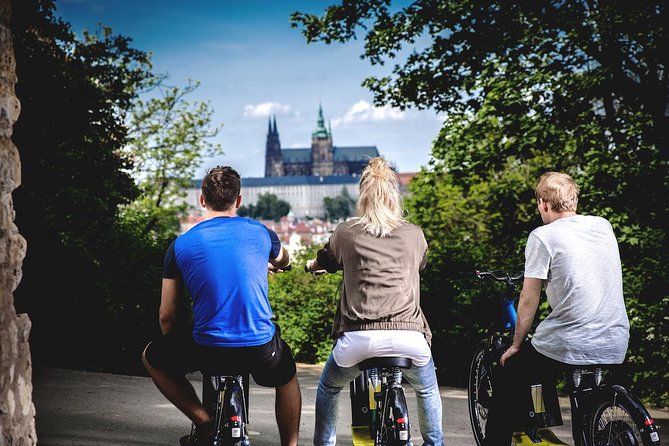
[
  {"x1": 182, "y1": 106, "x2": 416, "y2": 223},
  {"x1": 265, "y1": 105, "x2": 379, "y2": 177}
]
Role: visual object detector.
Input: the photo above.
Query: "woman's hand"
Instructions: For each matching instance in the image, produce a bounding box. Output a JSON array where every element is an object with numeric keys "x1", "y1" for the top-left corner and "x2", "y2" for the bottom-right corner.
[{"x1": 304, "y1": 259, "x2": 327, "y2": 275}]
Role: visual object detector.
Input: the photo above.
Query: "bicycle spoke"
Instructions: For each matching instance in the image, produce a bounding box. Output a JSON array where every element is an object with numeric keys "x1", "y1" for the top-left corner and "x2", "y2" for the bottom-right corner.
[{"x1": 593, "y1": 394, "x2": 643, "y2": 445}]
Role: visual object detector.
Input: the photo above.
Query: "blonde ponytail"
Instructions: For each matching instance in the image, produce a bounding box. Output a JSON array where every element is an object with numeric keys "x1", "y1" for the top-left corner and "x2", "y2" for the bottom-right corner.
[{"x1": 352, "y1": 157, "x2": 405, "y2": 237}]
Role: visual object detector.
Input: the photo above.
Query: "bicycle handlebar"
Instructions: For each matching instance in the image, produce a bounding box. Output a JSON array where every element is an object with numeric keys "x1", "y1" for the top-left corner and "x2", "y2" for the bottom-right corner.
[
  {"x1": 475, "y1": 270, "x2": 524, "y2": 284},
  {"x1": 269, "y1": 264, "x2": 292, "y2": 274}
]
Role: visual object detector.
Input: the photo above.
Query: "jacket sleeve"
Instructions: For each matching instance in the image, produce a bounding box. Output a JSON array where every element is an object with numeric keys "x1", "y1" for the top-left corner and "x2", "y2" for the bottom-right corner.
[{"x1": 316, "y1": 241, "x2": 341, "y2": 273}]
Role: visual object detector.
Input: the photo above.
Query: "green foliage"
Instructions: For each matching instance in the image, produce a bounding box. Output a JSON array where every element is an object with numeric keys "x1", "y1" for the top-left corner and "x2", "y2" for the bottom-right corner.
[
  {"x1": 9, "y1": 0, "x2": 208, "y2": 375},
  {"x1": 124, "y1": 78, "x2": 223, "y2": 234},
  {"x1": 323, "y1": 187, "x2": 356, "y2": 221},
  {"x1": 10, "y1": 0, "x2": 161, "y2": 374},
  {"x1": 238, "y1": 193, "x2": 291, "y2": 221},
  {"x1": 268, "y1": 245, "x2": 341, "y2": 363},
  {"x1": 295, "y1": 1, "x2": 669, "y2": 405}
]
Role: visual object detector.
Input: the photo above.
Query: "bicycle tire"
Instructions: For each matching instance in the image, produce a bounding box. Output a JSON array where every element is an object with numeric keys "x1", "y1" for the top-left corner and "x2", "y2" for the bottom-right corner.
[
  {"x1": 216, "y1": 379, "x2": 248, "y2": 446},
  {"x1": 386, "y1": 385, "x2": 411, "y2": 446},
  {"x1": 588, "y1": 385, "x2": 660, "y2": 446},
  {"x1": 468, "y1": 340, "x2": 492, "y2": 446}
]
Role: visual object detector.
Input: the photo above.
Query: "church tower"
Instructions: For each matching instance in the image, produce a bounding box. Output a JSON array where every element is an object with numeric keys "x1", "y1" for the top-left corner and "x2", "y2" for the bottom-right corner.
[
  {"x1": 311, "y1": 105, "x2": 334, "y2": 176},
  {"x1": 264, "y1": 115, "x2": 284, "y2": 177}
]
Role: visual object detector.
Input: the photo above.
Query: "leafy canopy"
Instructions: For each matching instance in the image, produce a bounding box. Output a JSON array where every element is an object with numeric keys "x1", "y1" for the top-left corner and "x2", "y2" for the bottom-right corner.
[{"x1": 294, "y1": 0, "x2": 669, "y2": 405}]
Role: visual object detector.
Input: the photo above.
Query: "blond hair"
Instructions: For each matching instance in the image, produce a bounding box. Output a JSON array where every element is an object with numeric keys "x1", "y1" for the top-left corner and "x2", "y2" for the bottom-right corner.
[
  {"x1": 352, "y1": 157, "x2": 405, "y2": 237},
  {"x1": 535, "y1": 171, "x2": 580, "y2": 212}
]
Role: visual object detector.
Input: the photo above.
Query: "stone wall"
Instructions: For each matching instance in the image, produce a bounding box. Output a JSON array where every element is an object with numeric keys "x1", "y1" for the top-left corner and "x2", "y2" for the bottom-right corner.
[{"x1": 0, "y1": 0, "x2": 36, "y2": 444}]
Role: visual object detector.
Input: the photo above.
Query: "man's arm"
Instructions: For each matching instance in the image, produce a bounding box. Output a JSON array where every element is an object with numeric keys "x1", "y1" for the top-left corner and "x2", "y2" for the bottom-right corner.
[
  {"x1": 159, "y1": 277, "x2": 183, "y2": 335},
  {"x1": 500, "y1": 277, "x2": 542, "y2": 366},
  {"x1": 269, "y1": 245, "x2": 290, "y2": 269}
]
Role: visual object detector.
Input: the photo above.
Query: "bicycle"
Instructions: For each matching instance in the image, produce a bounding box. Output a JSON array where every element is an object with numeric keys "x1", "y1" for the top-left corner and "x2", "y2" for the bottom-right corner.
[
  {"x1": 349, "y1": 357, "x2": 413, "y2": 446},
  {"x1": 201, "y1": 370, "x2": 250, "y2": 446},
  {"x1": 468, "y1": 269, "x2": 661, "y2": 446}
]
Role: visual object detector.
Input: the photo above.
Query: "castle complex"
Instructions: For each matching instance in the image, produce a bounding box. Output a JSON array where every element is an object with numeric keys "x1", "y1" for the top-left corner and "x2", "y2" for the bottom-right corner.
[
  {"x1": 185, "y1": 107, "x2": 393, "y2": 220},
  {"x1": 265, "y1": 105, "x2": 379, "y2": 177}
]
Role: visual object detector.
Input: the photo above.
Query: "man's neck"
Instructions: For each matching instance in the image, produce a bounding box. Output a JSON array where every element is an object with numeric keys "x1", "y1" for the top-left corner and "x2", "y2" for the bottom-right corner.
[
  {"x1": 203, "y1": 209, "x2": 237, "y2": 220},
  {"x1": 547, "y1": 211, "x2": 576, "y2": 224}
]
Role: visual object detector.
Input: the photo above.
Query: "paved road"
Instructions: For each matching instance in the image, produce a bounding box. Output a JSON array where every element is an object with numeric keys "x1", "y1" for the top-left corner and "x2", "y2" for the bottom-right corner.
[{"x1": 33, "y1": 365, "x2": 668, "y2": 445}]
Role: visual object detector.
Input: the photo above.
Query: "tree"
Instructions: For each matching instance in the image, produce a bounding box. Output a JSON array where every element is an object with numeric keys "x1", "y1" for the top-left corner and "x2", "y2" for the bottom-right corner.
[
  {"x1": 123, "y1": 78, "x2": 223, "y2": 235},
  {"x1": 323, "y1": 187, "x2": 356, "y2": 221},
  {"x1": 268, "y1": 244, "x2": 342, "y2": 362},
  {"x1": 294, "y1": 1, "x2": 669, "y2": 404},
  {"x1": 10, "y1": 0, "x2": 163, "y2": 374},
  {"x1": 238, "y1": 193, "x2": 290, "y2": 221},
  {"x1": 292, "y1": 1, "x2": 669, "y2": 145}
]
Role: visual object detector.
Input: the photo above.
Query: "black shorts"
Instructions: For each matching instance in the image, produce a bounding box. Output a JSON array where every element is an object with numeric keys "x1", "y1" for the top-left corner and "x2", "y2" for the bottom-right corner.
[{"x1": 144, "y1": 328, "x2": 296, "y2": 387}]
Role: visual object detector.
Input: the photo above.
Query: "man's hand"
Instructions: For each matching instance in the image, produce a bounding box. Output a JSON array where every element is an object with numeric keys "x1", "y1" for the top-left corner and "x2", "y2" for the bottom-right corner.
[
  {"x1": 269, "y1": 246, "x2": 290, "y2": 270},
  {"x1": 500, "y1": 344, "x2": 521, "y2": 366},
  {"x1": 268, "y1": 262, "x2": 291, "y2": 275}
]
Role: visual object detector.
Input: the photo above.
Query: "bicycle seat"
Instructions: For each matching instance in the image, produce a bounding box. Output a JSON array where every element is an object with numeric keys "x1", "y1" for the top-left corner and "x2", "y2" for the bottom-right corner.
[{"x1": 358, "y1": 357, "x2": 412, "y2": 370}]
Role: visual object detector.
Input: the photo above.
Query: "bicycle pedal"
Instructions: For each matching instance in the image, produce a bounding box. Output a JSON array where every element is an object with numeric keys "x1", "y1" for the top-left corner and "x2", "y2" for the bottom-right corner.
[
  {"x1": 512, "y1": 428, "x2": 568, "y2": 445},
  {"x1": 351, "y1": 425, "x2": 375, "y2": 446}
]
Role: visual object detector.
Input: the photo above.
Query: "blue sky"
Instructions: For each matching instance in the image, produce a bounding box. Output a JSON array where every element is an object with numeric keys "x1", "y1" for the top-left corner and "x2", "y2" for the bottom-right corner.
[{"x1": 55, "y1": 0, "x2": 445, "y2": 178}]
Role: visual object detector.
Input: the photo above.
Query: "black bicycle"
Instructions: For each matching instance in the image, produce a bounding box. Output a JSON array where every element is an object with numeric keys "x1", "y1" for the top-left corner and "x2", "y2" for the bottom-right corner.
[
  {"x1": 350, "y1": 357, "x2": 413, "y2": 446},
  {"x1": 201, "y1": 371, "x2": 250, "y2": 446},
  {"x1": 468, "y1": 270, "x2": 661, "y2": 446}
]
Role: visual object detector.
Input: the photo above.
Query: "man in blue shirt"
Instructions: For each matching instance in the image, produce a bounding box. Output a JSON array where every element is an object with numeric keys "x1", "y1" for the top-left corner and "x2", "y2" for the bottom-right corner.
[{"x1": 142, "y1": 166, "x2": 301, "y2": 446}]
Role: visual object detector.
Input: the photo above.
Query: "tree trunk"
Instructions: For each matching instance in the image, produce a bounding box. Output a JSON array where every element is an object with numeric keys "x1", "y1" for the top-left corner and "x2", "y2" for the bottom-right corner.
[{"x1": 0, "y1": 0, "x2": 35, "y2": 443}]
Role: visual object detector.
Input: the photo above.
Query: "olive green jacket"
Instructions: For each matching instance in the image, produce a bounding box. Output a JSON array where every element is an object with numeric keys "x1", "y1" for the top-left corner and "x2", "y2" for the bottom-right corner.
[{"x1": 316, "y1": 219, "x2": 432, "y2": 346}]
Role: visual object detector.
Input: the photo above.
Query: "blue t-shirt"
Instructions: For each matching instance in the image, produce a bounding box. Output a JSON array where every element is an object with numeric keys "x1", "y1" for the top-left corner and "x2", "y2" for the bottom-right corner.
[{"x1": 163, "y1": 216, "x2": 281, "y2": 347}]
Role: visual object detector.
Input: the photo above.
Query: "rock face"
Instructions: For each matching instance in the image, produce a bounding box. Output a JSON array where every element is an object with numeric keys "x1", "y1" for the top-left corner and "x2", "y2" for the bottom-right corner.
[{"x1": 0, "y1": 0, "x2": 36, "y2": 444}]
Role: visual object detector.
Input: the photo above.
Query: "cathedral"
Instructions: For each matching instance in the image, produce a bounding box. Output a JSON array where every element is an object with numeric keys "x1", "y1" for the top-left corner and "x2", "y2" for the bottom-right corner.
[{"x1": 265, "y1": 105, "x2": 379, "y2": 177}]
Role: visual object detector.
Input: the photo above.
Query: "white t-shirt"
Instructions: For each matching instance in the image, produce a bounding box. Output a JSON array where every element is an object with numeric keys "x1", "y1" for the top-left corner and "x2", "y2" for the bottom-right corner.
[
  {"x1": 525, "y1": 215, "x2": 629, "y2": 365},
  {"x1": 332, "y1": 330, "x2": 431, "y2": 368}
]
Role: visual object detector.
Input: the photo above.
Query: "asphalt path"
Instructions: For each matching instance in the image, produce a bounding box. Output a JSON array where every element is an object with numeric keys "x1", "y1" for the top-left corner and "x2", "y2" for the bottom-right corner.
[{"x1": 33, "y1": 365, "x2": 668, "y2": 445}]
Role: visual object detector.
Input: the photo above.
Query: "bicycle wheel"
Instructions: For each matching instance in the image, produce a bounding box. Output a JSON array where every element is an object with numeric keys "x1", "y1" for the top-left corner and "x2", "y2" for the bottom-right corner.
[
  {"x1": 588, "y1": 386, "x2": 660, "y2": 446},
  {"x1": 373, "y1": 386, "x2": 410, "y2": 446},
  {"x1": 468, "y1": 341, "x2": 492, "y2": 446},
  {"x1": 218, "y1": 378, "x2": 248, "y2": 446}
]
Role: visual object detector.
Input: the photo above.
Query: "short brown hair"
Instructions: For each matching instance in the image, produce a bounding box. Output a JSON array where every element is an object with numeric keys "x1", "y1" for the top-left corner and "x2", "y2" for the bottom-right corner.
[
  {"x1": 201, "y1": 166, "x2": 241, "y2": 211},
  {"x1": 535, "y1": 171, "x2": 579, "y2": 212}
]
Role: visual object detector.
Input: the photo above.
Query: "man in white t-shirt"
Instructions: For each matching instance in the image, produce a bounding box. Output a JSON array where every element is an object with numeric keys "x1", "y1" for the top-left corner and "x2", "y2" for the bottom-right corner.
[{"x1": 483, "y1": 171, "x2": 630, "y2": 445}]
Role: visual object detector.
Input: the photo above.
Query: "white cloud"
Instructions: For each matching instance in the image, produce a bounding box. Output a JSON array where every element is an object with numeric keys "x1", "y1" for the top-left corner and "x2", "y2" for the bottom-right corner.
[
  {"x1": 332, "y1": 100, "x2": 405, "y2": 127},
  {"x1": 243, "y1": 102, "x2": 292, "y2": 118}
]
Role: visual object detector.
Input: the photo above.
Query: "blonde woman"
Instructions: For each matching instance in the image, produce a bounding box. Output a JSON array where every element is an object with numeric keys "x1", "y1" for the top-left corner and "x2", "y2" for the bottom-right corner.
[{"x1": 306, "y1": 157, "x2": 443, "y2": 446}]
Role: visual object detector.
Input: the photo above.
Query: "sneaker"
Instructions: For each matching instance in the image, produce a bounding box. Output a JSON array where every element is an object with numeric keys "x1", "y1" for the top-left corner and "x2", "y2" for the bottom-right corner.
[{"x1": 179, "y1": 420, "x2": 214, "y2": 446}]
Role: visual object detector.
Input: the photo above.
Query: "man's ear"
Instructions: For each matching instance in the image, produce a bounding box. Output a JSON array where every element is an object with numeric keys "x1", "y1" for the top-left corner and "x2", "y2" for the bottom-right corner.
[
  {"x1": 199, "y1": 194, "x2": 206, "y2": 208},
  {"x1": 235, "y1": 195, "x2": 242, "y2": 209}
]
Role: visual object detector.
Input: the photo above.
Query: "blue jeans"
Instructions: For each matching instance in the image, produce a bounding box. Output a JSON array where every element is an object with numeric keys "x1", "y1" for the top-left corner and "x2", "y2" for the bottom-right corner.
[{"x1": 314, "y1": 354, "x2": 444, "y2": 446}]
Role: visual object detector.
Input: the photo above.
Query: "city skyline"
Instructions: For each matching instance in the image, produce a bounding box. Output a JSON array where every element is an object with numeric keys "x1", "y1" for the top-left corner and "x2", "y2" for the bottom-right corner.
[{"x1": 54, "y1": 0, "x2": 446, "y2": 177}]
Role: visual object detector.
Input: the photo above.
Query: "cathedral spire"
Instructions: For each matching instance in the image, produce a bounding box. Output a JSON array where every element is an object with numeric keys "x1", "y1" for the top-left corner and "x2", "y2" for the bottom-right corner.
[
  {"x1": 268, "y1": 116, "x2": 273, "y2": 134},
  {"x1": 312, "y1": 104, "x2": 329, "y2": 139},
  {"x1": 273, "y1": 115, "x2": 278, "y2": 135}
]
